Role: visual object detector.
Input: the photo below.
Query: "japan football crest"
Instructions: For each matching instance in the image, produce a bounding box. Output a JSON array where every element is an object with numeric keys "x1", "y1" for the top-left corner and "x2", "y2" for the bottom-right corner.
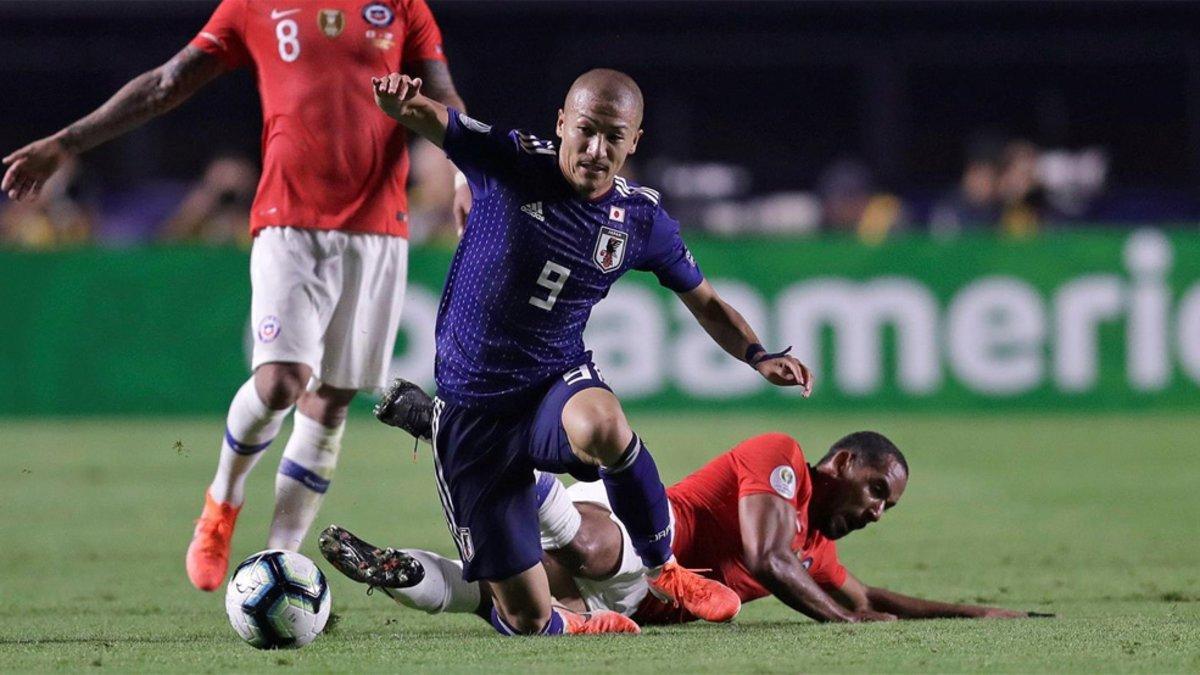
[{"x1": 593, "y1": 226, "x2": 627, "y2": 273}]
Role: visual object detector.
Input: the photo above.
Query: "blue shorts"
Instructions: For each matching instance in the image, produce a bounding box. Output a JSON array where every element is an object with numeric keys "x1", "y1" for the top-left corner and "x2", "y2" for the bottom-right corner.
[{"x1": 431, "y1": 363, "x2": 608, "y2": 582}]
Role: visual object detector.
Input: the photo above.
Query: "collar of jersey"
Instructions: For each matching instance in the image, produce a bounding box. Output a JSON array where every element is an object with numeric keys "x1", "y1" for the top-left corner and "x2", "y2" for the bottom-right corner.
[{"x1": 586, "y1": 181, "x2": 619, "y2": 204}]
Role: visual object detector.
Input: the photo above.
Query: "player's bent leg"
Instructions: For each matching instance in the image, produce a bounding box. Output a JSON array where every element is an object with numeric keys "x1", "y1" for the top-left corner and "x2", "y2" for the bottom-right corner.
[
  {"x1": 432, "y1": 397, "x2": 636, "y2": 636},
  {"x1": 487, "y1": 563, "x2": 559, "y2": 634},
  {"x1": 488, "y1": 564, "x2": 639, "y2": 636},
  {"x1": 318, "y1": 525, "x2": 483, "y2": 617},
  {"x1": 560, "y1": 388, "x2": 741, "y2": 623},
  {"x1": 187, "y1": 365, "x2": 308, "y2": 591},
  {"x1": 267, "y1": 384, "x2": 356, "y2": 550},
  {"x1": 318, "y1": 526, "x2": 636, "y2": 635},
  {"x1": 542, "y1": 551, "x2": 588, "y2": 614},
  {"x1": 536, "y1": 471, "x2": 623, "y2": 580},
  {"x1": 295, "y1": 382, "x2": 358, "y2": 428},
  {"x1": 561, "y1": 388, "x2": 672, "y2": 567},
  {"x1": 254, "y1": 362, "x2": 312, "y2": 410}
]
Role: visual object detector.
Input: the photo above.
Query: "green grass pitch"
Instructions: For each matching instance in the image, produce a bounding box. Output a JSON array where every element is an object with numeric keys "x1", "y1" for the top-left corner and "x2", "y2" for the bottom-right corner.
[{"x1": 2, "y1": 412, "x2": 1198, "y2": 672}]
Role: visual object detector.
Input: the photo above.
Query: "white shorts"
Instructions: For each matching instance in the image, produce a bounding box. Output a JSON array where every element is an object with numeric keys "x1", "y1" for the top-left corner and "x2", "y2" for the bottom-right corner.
[
  {"x1": 563, "y1": 481, "x2": 675, "y2": 617},
  {"x1": 249, "y1": 226, "x2": 408, "y2": 391}
]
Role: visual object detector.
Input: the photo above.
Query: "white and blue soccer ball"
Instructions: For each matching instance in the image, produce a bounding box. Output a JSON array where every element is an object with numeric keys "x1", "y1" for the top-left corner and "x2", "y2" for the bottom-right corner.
[{"x1": 224, "y1": 549, "x2": 331, "y2": 649}]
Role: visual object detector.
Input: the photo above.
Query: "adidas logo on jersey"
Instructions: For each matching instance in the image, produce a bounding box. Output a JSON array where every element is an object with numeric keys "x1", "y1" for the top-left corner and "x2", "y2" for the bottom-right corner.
[
  {"x1": 614, "y1": 176, "x2": 661, "y2": 206},
  {"x1": 516, "y1": 132, "x2": 557, "y2": 156},
  {"x1": 521, "y1": 202, "x2": 545, "y2": 222}
]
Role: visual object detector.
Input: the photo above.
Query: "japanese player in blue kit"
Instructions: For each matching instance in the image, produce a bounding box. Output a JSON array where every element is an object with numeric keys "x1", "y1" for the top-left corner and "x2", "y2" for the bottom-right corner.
[{"x1": 370, "y1": 68, "x2": 814, "y2": 635}]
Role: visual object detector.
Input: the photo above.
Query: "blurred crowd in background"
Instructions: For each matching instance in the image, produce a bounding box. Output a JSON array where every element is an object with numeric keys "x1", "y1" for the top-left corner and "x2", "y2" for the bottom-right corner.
[
  {"x1": 0, "y1": 133, "x2": 1110, "y2": 249},
  {"x1": 3, "y1": 0, "x2": 1199, "y2": 250}
]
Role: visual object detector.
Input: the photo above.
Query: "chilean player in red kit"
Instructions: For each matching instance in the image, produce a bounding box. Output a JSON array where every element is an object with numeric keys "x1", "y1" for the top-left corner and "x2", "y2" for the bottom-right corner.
[
  {"x1": 321, "y1": 430, "x2": 1035, "y2": 625},
  {"x1": 1, "y1": 1, "x2": 470, "y2": 591}
]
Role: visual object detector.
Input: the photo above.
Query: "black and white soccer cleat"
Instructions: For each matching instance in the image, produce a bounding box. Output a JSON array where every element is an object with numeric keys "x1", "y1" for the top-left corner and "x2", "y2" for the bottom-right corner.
[
  {"x1": 374, "y1": 378, "x2": 434, "y2": 443},
  {"x1": 318, "y1": 525, "x2": 424, "y2": 591}
]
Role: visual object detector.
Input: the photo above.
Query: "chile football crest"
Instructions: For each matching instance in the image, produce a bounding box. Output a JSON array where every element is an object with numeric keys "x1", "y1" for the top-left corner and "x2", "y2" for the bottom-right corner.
[{"x1": 593, "y1": 226, "x2": 628, "y2": 273}]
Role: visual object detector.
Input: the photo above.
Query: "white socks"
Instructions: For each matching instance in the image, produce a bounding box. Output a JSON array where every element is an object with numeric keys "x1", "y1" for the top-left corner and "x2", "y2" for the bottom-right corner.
[
  {"x1": 267, "y1": 412, "x2": 344, "y2": 551},
  {"x1": 537, "y1": 472, "x2": 582, "y2": 550},
  {"x1": 385, "y1": 549, "x2": 481, "y2": 615},
  {"x1": 209, "y1": 378, "x2": 292, "y2": 506}
]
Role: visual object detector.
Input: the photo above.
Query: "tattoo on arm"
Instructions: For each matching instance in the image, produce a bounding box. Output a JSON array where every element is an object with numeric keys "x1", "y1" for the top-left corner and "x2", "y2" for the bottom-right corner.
[
  {"x1": 59, "y1": 46, "x2": 225, "y2": 154},
  {"x1": 405, "y1": 59, "x2": 466, "y2": 112}
]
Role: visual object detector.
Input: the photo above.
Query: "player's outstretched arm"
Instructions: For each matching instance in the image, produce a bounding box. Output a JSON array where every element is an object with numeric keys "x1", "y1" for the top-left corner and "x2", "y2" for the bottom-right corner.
[
  {"x1": 372, "y1": 73, "x2": 449, "y2": 148},
  {"x1": 678, "y1": 281, "x2": 813, "y2": 396},
  {"x1": 831, "y1": 572, "x2": 1036, "y2": 620},
  {"x1": 1, "y1": 45, "x2": 224, "y2": 201},
  {"x1": 738, "y1": 494, "x2": 892, "y2": 623},
  {"x1": 404, "y1": 59, "x2": 472, "y2": 233}
]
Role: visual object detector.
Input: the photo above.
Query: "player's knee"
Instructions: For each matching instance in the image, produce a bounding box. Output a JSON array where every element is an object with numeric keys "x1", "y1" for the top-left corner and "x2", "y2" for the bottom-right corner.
[
  {"x1": 564, "y1": 407, "x2": 630, "y2": 466},
  {"x1": 299, "y1": 386, "x2": 357, "y2": 427},
  {"x1": 253, "y1": 363, "x2": 309, "y2": 409}
]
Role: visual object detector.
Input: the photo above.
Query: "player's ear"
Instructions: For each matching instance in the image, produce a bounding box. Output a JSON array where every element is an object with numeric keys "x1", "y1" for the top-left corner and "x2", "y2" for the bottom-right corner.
[
  {"x1": 832, "y1": 449, "x2": 854, "y2": 477},
  {"x1": 627, "y1": 128, "x2": 644, "y2": 155},
  {"x1": 556, "y1": 109, "x2": 565, "y2": 139}
]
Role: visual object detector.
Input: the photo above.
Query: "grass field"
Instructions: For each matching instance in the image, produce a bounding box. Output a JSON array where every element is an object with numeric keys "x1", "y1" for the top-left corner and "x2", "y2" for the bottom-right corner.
[{"x1": 2, "y1": 412, "x2": 1198, "y2": 672}]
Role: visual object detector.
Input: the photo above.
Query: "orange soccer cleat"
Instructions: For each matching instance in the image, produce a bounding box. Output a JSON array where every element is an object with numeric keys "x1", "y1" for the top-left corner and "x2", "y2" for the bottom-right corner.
[
  {"x1": 559, "y1": 608, "x2": 642, "y2": 635},
  {"x1": 647, "y1": 561, "x2": 742, "y2": 623},
  {"x1": 185, "y1": 491, "x2": 240, "y2": 591}
]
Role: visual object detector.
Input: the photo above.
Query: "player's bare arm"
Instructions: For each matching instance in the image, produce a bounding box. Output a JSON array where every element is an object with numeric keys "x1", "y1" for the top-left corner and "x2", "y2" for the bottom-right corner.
[
  {"x1": 405, "y1": 59, "x2": 465, "y2": 113},
  {"x1": 402, "y1": 59, "x2": 472, "y2": 232},
  {"x1": 738, "y1": 493, "x2": 893, "y2": 623},
  {"x1": 372, "y1": 73, "x2": 449, "y2": 148},
  {"x1": 678, "y1": 281, "x2": 813, "y2": 396},
  {"x1": 831, "y1": 572, "x2": 1031, "y2": 620},
  {"x1": 2, "y1": 45, "x2": 224, "y2": 201}
]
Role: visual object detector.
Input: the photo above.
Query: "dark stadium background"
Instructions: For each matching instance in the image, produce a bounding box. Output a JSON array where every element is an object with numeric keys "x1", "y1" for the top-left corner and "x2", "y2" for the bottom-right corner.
[
  {"x1": 2, "y1": 2, "x2": 1200, "y2": 672},
  {"x1": 3, "y1": 0, "x2": 1200, "y2": 220}
]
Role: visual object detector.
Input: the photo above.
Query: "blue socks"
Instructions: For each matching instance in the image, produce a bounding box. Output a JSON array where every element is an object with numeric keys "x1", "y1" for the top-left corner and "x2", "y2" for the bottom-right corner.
[
  {"x1": 600, "y1": 434, "x2": 673, "y2": 568},
  {"x1": 490, "y1": 607, "x2": 566, "y2": 636}
]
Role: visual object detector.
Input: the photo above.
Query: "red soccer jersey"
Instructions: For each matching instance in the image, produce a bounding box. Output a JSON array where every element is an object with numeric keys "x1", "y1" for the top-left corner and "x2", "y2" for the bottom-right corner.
[
  {"x1": 191, "y1": 0, "x2": 448, "y2": 238},
  {"x1": 634, "y1": 433, "x2": 847, "y2": 624}
]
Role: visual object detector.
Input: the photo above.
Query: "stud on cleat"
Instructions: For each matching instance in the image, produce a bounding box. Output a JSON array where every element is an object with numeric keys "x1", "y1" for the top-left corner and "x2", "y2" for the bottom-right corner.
[
  {"x1": 318, "y1": 525, "x2": 424, "y2": 590},
  {"x1": 374, "y1": 378, "x2": 434, "y2": 442}
]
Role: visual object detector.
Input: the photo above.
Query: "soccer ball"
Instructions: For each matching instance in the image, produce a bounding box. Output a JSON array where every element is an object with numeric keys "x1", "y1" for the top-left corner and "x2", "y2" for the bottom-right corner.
[{"x1": 224, "y1": 549, "x2": 331, "y2": 649}]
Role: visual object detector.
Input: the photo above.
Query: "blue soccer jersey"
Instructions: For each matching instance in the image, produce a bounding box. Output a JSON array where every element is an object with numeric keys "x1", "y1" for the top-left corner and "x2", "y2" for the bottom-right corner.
[{"x1": 435, "y1": 108, "x2": 704, "y2": 409}]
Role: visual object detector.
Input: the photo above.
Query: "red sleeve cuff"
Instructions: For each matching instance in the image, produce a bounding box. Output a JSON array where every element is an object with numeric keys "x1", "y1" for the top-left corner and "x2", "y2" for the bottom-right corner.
[{"x1": 190, "y1": 32, "x2": 246, "y2": 69}]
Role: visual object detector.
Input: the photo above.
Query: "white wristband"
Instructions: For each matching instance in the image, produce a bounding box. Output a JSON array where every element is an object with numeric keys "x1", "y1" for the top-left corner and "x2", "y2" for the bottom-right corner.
[{"x1": 453, "y1": 170, "x2": 468, "y2": 190}]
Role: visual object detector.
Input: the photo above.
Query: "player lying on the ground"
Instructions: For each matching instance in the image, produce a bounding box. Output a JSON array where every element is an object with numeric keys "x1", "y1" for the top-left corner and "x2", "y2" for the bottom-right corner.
[
  {"x1": 367, "y1": 68, "x2": 815, "y2": 636},
  {"x1": 321, "y1": 421, "x2": 1036, "y2": 625}
]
